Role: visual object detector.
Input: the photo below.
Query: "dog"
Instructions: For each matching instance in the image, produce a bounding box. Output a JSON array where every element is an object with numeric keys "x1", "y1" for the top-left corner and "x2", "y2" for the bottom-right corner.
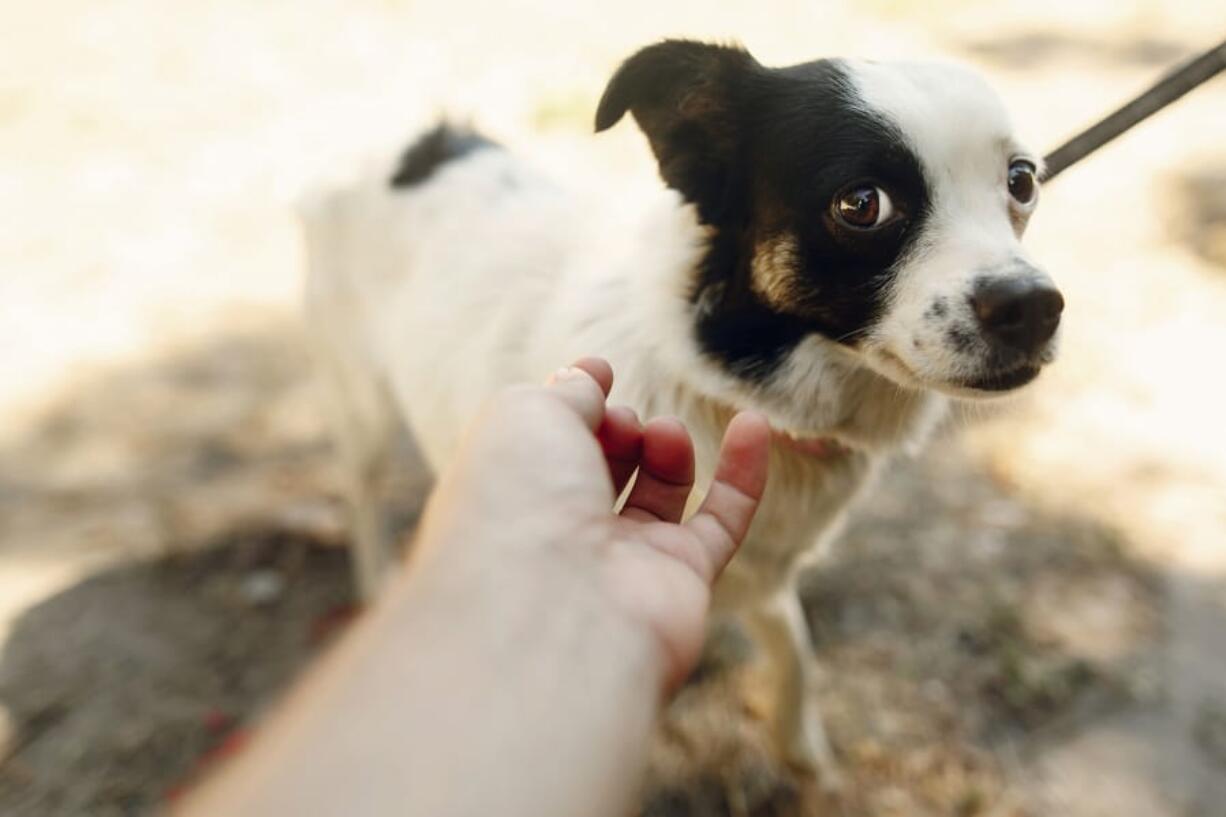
[{"x1": 300, "y1": 39, "x2": 1062, "y2": 781}]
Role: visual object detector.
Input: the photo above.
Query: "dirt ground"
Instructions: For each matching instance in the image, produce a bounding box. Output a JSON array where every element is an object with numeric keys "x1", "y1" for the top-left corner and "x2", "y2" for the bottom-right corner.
[{"x1": 2, "y1": 1, "x2": 1225, "y2": 815}]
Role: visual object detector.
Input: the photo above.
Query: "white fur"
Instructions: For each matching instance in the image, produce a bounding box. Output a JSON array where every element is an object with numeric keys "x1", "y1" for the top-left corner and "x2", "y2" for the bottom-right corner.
[{"x1": 847, "y1": 60, "x2": 1055, "y2": 395}]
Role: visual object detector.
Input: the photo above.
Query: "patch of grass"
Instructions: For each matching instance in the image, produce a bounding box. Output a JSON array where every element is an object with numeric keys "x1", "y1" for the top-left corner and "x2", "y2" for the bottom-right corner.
[
  {"x1": 954, "y1": 786, "x2": 986, "y2": 817},
  {"x1": 531, "y1": 89, "x2": 596, "y2": 132},
  {"x1": 964, "y1": 605, "x2": 1100, "y2": 730}
]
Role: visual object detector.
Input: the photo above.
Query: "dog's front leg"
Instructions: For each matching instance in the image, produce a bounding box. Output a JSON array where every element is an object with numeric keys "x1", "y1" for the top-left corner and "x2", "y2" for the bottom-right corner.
[
  {"x1": 309, "y1": 331, "x2": 404, "y2": 601},
  {"x1": 747, "y1": 586, "x2": 841, "y2": 788}
]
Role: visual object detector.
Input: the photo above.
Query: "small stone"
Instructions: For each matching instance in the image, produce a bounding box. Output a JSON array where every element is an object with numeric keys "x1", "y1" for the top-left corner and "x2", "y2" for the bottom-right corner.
[
  {"x1": 277, "y1": 500, "x2": 345, "y2": 543},
  {"x1": 239, "y1": 569, "x2": 285, "y2": 607},
  {"x1": 0, "y1": 704, "x2": 15, "y2": 763},
  {"x1": 1193, "y1": 697, "x2": 1226, "y2": 768}
]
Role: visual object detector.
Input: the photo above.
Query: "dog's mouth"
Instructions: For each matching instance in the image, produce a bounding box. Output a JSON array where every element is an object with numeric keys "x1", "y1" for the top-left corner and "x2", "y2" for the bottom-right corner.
[
  {"x1": 876, "y1": 349, "x2": 1044, "y2": 397},
  {"x1": 955, "y1": 362, "x2": 1042, "y2": 393}
]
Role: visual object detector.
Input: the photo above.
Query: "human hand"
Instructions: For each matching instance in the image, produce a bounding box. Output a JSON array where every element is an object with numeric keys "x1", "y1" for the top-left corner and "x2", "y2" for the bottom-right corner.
[
  {"x1": 179, "y1": 358, "x2": 769, "y2": 817},
  {"x1": 412, "y1": 357, "x2": 771, "y2": 691}
]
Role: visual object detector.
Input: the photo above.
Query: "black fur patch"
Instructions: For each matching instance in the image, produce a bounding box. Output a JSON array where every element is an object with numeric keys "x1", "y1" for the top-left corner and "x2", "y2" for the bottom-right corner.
[
  {"x1": 947, "y1": 324, "x2": 976, "y2": 353},
  {"x1": 390, "y1": 123, "x2": 499, "y2": 189},
  {"x1": 598, "y1": 42, "x2": 931, "y2": 380},
  {"x1": 692, "y1": 237, "x2": 812, "y2": 379}
]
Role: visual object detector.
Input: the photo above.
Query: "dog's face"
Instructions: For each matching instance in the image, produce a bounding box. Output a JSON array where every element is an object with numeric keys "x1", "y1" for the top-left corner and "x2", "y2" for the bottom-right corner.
[{"x1": 597, "y1": 41, "x2": 1062, "y2": 399}]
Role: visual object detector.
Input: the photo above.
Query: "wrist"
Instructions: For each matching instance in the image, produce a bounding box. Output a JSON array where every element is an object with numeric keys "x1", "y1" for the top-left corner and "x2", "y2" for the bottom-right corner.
[{"x1": 381, "y1": 550, "x2": 664, "y2": 817}]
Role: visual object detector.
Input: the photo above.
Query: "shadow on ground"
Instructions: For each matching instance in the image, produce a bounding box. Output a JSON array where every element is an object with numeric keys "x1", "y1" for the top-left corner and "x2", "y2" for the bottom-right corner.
[
  {"x1": 639, "y1": 440, "x2": 1184, "y2": 817},
  {"x1": 0, "y1": 530, "x2": 355, "y2": 816}
]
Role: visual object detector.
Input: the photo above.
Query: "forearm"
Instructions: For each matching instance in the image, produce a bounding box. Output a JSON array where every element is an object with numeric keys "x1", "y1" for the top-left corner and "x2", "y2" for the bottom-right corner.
[{"x1": 181, "y1": 556, "x2": 663, "y2": 817}]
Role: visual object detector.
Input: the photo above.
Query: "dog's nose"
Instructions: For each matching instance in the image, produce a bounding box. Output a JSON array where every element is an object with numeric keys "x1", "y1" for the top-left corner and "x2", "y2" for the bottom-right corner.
[{"x1": 970, "y1": 277, "x2": 1064, "y2": 353}]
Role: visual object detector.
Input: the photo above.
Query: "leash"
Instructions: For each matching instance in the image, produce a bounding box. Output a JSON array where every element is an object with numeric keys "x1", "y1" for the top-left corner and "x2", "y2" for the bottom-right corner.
[{"x1": 1041, "y1": 35, "x2": 1226, "y2": 182}]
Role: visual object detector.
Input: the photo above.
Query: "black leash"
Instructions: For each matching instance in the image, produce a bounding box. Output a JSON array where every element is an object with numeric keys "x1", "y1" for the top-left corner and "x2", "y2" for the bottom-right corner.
[{"x1": 1041, "y1": 35, "x2": 1226, "y2": 182}]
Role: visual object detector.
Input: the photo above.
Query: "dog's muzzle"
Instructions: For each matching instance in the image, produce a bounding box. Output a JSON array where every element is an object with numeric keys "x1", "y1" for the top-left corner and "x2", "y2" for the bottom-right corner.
[{"x1": 969, "y1": 273, "x2": 1064, "y2": 358}]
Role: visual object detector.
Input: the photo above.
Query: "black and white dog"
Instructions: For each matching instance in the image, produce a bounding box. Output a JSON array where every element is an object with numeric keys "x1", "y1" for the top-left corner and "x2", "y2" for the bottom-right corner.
[{"x1": 302, "y1": 40, "x2": 1062, "y2": 780}]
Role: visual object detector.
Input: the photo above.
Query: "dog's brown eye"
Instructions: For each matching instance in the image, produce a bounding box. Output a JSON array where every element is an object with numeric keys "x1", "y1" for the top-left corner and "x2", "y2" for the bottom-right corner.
[
  {"x1": 833, "y1": 185, "x2": 894, "y2": 229},
  {"x1": 1008, "y1": 160, "x2": 1038, "y2": 205}
]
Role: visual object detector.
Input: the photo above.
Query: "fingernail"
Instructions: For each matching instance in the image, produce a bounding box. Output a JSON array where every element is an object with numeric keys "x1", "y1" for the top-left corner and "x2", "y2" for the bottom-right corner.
[{"x1": 546, "y1": 366, "x2": 582, "y2": 385}]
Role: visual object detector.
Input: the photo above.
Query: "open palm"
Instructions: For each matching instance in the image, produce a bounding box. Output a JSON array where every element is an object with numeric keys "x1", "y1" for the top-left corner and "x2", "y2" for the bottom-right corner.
[
  {"x1": 545, "y1": 359, "x2": 770, "y2": 689},
  {"x1": 418, "y1": 357, "x2": 770, "y2": 692}
]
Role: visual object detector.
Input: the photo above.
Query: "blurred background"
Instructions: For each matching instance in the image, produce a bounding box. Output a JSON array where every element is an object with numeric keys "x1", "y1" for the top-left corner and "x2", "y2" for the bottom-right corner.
[{"x1": 1, "y1": 0, "x2": 1225, "y2": 814}]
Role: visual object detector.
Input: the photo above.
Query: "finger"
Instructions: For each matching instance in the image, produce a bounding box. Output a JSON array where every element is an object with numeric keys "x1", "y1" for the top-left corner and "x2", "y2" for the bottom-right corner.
[
  {"x1": 685, "y1": 411, "x2": 771, "y2": 582},
  {"x1": 570, "y1": 357, "x2": 613, "y2": 396},
  {"x1": 543, "y1": 366, "x2": 608, "y2": 431},
  {"x1": 597, "y1": 405, "x2": 643, "y2": 495},
  {"x1": 620, "y1": 416, "x2": 695, "y2": 525}
]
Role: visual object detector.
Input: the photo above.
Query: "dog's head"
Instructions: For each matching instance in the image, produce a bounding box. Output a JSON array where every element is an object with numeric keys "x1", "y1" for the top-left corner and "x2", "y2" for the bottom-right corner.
[{"x1": 597, "y1": 40, "x2": 1062, "y2": 400}]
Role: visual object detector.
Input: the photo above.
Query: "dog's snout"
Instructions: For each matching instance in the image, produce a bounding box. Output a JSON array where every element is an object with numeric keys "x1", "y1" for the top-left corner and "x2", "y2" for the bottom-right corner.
[{"x1": 970, "y1": 277, "x2": 1064, "y2": 353}]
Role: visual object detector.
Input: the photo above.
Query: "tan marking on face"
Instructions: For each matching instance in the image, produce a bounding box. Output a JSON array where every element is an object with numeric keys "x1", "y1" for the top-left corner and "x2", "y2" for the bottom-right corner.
[{"x1": 750, "y1": 233, "x2": 802, "y2": 311}]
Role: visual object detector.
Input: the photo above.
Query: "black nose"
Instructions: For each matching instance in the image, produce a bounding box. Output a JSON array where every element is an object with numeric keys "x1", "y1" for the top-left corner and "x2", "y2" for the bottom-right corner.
[{"x1": 970, "y1": 277, "x2": 1064, "y2": 353}]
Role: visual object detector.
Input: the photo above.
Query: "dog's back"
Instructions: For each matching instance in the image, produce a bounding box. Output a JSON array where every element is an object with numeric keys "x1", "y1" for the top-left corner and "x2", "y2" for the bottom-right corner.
[
  {"x1": 303, "y1": 127, "x2": 577, "y2": 473},
  {"x1": 301, "y1": 126, "x2": 740, "y2": 592}
]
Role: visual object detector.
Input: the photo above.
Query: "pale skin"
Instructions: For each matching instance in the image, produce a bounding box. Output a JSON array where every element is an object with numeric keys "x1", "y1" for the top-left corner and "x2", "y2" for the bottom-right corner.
[{"x1": 180, "y1": 358, "x2": 772, "y2": 817}]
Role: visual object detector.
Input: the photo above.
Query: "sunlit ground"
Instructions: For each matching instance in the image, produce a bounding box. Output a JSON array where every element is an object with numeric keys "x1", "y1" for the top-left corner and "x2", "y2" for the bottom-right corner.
[{"x1": 1, "y1": 0, "x2": 1225, "y2": 814}]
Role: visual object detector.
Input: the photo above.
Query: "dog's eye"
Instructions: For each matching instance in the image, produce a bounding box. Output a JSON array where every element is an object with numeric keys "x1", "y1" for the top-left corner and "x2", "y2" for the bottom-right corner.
[
  {"x1": 833, "y1": 185, "x2": 894, "y2": 230},
  {"x1": 1008, "y1": 160, "x2": 1038, "y2": 205}
]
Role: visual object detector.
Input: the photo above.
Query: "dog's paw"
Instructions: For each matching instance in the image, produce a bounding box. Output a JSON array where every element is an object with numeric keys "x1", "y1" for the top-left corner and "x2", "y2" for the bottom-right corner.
[{"x1": 779, "y1": 719, "x2": 843, "y2": 794}]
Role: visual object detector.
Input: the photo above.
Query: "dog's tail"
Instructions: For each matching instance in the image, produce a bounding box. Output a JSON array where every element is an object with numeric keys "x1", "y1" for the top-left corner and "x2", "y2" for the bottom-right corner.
[
  {"x1": 388, "y1": 122, "x2": 500, "y2": 190},
  {"x1": 297, "y1": 120, "x2": 503, "y2": 324},
  {"x1": 296, "y1": 120, "x2": 499, "y2": 226}
]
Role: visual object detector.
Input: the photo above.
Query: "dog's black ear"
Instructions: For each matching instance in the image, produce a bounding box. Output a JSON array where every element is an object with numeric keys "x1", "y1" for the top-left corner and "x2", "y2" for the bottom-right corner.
[{"x1": 595, "y1": 40, "x2": 760, "y2": 220}]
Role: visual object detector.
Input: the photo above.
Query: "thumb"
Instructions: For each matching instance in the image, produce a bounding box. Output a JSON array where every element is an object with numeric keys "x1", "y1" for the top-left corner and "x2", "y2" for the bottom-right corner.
[{"x1": 543, "y1": 365, "x2": 608, "y2": 431}]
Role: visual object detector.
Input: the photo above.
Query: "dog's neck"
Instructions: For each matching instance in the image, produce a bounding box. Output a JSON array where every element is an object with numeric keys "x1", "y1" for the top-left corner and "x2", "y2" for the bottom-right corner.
[{"x1": 626, "y1": 194, "x2": 947, "y2": 457}]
